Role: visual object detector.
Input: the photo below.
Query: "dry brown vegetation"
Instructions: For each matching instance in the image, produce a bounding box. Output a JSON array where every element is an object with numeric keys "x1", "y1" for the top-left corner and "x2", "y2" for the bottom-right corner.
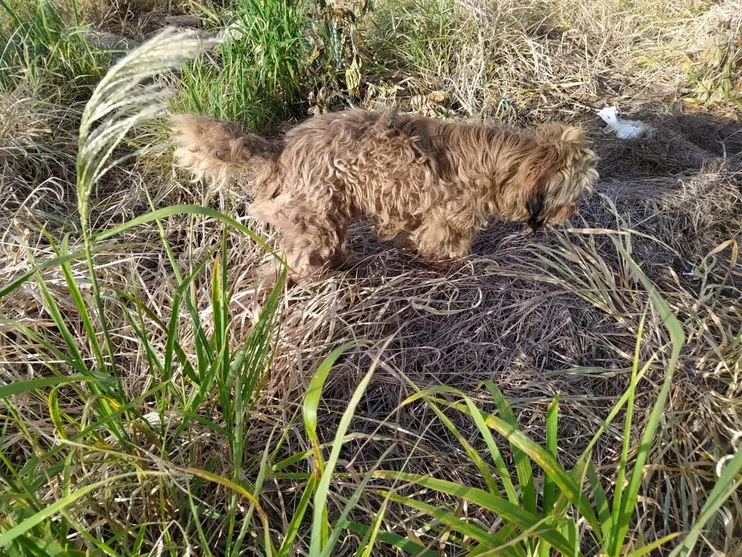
[{"x1": 1, "y1": 0, "x2": 740, "y2": 555}]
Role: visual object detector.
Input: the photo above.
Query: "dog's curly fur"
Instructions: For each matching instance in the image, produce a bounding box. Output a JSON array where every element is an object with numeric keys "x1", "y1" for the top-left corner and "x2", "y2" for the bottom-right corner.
[{"x1": 172, "y1": 109, "x2": 598, "y2": 281}]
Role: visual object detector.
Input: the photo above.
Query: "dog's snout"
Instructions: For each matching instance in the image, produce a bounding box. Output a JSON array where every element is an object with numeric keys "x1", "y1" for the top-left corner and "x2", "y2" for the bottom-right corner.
[{"x1": 528, "y1": 215, "x2": 545, "y2": 232}]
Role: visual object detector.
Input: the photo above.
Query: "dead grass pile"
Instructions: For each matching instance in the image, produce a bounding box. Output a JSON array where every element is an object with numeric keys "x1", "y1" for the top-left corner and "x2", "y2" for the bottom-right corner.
[{"x1": 358, "y1": 0, "x2": 741, "y2": 123}]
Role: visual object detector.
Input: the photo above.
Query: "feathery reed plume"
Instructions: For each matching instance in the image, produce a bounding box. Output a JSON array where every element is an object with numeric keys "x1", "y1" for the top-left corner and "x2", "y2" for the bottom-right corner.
[
  {"x1": 74, "y1": 27, "x2": 221, "y2": 375},
  {"x1": 77, "y1": 27, "x2": 221, "y2": 229}
]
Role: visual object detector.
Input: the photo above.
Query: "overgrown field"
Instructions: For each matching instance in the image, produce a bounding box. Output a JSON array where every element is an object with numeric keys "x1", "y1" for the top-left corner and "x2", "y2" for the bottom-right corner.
[{"x1": 1, "y1": 0, "x2": 740, "y2": 555}]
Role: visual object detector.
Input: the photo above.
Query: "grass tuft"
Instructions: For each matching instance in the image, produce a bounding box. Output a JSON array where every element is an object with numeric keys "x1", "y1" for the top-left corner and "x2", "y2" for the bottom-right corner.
[{"x1": 175, "y1": 0, "x2": 312, "y2": 132}]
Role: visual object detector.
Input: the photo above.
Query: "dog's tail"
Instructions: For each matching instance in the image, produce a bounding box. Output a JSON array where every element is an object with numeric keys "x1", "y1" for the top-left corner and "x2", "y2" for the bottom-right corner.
[{"x1": 171, "y1": 113, "x2": 281, "y2": 192}]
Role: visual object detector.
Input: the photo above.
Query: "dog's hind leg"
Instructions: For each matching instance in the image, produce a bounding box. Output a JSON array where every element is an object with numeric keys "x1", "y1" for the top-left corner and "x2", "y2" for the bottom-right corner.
[{"x1": 250, "y1": 194, "x2": 347, "y2": 282}]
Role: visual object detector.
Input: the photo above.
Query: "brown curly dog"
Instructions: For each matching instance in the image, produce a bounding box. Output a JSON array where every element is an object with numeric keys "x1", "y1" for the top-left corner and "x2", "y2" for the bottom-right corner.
[{"x1": 171, "y1": 109, "x2": 598, "y2": 281}]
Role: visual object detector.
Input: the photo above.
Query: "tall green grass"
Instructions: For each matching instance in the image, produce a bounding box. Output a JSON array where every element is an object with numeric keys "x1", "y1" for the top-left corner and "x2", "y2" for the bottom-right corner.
[
  {"x1": 367, "y1": 0, "x2": 466, "y2": 76},
  {"x1": 361, "y1": 241, "x2": 687, "y2": 556},
  {"x1": 0, "y1": 0, "x2": 107, "y2": 98},
  {"x1": 176, "y1": 0, "x2": 312, "y2": 131},
  {"x1": 0, "y1": 27, "x2": 288, "y2": 556},
  {"x1": 7, "y1": 218, "x2": 738, "y2": 554}
]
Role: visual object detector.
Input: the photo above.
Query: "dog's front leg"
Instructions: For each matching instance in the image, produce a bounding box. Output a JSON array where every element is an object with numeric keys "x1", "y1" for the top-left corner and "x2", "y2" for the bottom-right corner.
[{"x1": 411, "y1": 213, "x2": 475, "y2": 265}]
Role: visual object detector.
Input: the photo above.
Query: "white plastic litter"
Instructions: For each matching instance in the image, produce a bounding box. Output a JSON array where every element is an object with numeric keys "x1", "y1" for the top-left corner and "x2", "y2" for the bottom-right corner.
[{"x1": 597, "y1": 106, "x2": 649, "y2": 139}]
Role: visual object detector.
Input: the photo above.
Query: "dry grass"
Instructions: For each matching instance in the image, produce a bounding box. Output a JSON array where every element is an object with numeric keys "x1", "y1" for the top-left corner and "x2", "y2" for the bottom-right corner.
[
  {"x1": 1, "y1": 0, "x2": 741, "y2": 555},
  {"x1": 359, "y1": 0, "x2": 741, "y2": 122}
]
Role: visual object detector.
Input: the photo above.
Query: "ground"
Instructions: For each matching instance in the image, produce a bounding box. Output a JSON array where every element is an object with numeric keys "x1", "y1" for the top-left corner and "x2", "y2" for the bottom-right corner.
[{"x1": 0, "y1": 0, "x2": 740, "y2": 555}]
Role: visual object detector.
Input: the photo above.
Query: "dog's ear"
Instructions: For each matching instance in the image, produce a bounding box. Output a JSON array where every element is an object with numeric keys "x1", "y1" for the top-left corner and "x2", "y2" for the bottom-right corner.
[
  {"x1": 536, "y1": 123, "x2": 586, "y2": 147},
  {"x1": 560, "y1": 126, "x2": 587, "y2": 146}
]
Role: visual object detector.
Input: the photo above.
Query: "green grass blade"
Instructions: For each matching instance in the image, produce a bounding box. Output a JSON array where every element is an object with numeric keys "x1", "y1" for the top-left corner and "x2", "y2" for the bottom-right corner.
[
  {"x1": 0, "y1": 375, "x2": 105, "y2": 399},
  {"x1": 374, "y1": 471, "x2": 581, "y2": 556},
  {"x1": 0, "y1": 317, "x2": 88, "y2": 377},
  {"x1": 628, "y1": 532, "x2": 682, "y2": 557},
  {"x1": 461, "y1": 395, "x2": 519, "y2": 504},
  {"x1": 58, "y1": 235, "x2": 107, "y2": 371},
  {"x1": 119, "y1": 301, "x2": 164, "y2": 377},
  {"x1": 587, "y1": 461, "x2": 612, "y2": 544},
  {"x1": 303, "y1": 342, "x2": 362, "y2": 472},
  {"x1": 322, "y1": 443, "x2": 397, "y2": 557},
  {"x1": 575, "y1": 354, "x2": 657, "y2": 466},
  {"x1": 312, "y1": 340, "x2": 380, "y2": 556},
  {"x1": 542, "y1": 393, "x2": 559, "y2": 514},
  {"x1": 277, "y1": 477, "x2": 317, "y2": 556},
  {"x1": 92, "y1": 205, "x2": 281, "y2": 263},
  {"x1": 112, "y1": 285, "x2": 201, "y2": 386},
  {"x1": 149, "y1": 210, "x2": 216, "y2": 377},
  {"x1": 610, "y1": 240, "x2": 686, "y2": 554},
  {"x1": 482, "y1": 381, "x2": 537, "y2": 514},
  {"x1": 609, "y1": 310, "x2": 647, "y2": 550},
  {"x1": 433, "y1": 395, "x2": 601, "y2": 537},
  {"x1": 1, "y1": 250, "x2": 86, "y2": 303},
  {"x1": 232, "y1": 428, "x2": 279, "y2": 557},
  {"x1": 30, "y1": 238, "x2": 86, "y2": 369},
  {"x1": 185, "y1": 486, "x2": 214, "y2": 557},
  {"x1": 302, "y1": 341, "x2": 362, "y2": 549},
  {"x1": 424, "y1": 399, "x2": 501, "y2": 495},
  {"x1": 180, "y1": 465, "x2": 274, "y2": 554},
  {"x1": 0, "y1": 472, "x2": 160, "y2": 548},
  {"x1": 538, "y1": 394, "x2": 560, "y2": 557},
  {"x1": 381, "y1": 490, "x2": 506, "y2": 548},
  {"x1": 356, "y1": 498, "x2": 389, "y2": 557}
]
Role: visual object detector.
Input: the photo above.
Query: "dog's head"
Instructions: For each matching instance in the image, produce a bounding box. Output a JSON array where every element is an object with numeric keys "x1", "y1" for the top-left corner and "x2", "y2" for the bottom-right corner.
[{"x1": 522, "y1": 124, "x2": 599, "y2": 231}]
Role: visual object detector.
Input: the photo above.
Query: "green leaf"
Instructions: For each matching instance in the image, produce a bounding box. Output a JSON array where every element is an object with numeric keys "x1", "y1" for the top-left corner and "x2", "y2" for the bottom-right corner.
[
  {"x1": 628, "y1": 532, "x2": 682, "y2": 557},
  {"x1": 373, "y1": 471, "x2": 581, "y2": 556},
  {"x1": 322, "y1": 444, "x2": 397, "y2": 557},
  {"x1": 0, "y1": 472, "x2": 159, "y2": 548},
  {"x1": 542, "y1": 394, "x2": 559, "y2": 514},
  {"x1": 433, "y1": 395, "x2": 600, "y2": 537},
  {"x1": 355, "y1": 498, "x2": 389, "y2": 557},
  {"x1": 423, "y1": 399, "x2": 501, "y2": 496},
  {"x1": 1, "y1": 250, "x2": 86, "y2": 299},
  {"x1": 610, "y1": 240, "x2": 685, "y2": 555},
  {"x1": 483, "y1": 382, "x2": 537, "y2": 514},
  {"x1": 92, "y1": 205, "x2": 281, "y2": 263},
  {"x1": 462, "y1": 395, "x2": 519, "y2": 504},
  {"x1": 277, "y1": 477, "x2": 317, "y2": 556},
  {"x1": 345, "y1": 522, "x2": 438, "y2": 556},
  {"x1": 303, "y1": 342, "x2": 361, "y2": 472},
  {"x1": 609, "y1": 310, "x2": 647, "y2": 551},
  {"x1": 313, "y1": 340, "x2": 379, "y2": 556},
  {"x1": 587, "y1": 461, "x2": 612, "y2": 544},
  {"x1": 538, "y1": 394, "x2": 560, "y2": 557},
  {"x1": 0, "y1": 375, "x2": 105, "y2": 399},
  {"x1": 302, "y1": 341, "x2": 364, "y2": 551},
  {"x1": 381, "y1": 490, "x2": 505, "y2": 548}
]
